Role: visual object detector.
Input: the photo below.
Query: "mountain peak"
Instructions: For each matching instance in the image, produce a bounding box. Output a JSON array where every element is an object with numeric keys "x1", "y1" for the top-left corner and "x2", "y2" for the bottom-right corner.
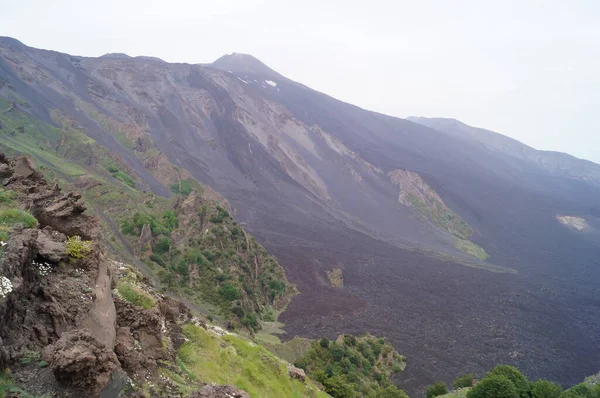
[{"x1": 211, "y1": 52, "x2": 279, "y2": 77}]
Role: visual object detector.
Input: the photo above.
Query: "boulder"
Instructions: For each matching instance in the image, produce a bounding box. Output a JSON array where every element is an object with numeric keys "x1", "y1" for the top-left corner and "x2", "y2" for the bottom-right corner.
[
  {"x1": 42, "y1": 329, "x2": 121, "y2": 395},
  {"x1": 13, "y1": 156, "x2": 35, "y2": 178}
]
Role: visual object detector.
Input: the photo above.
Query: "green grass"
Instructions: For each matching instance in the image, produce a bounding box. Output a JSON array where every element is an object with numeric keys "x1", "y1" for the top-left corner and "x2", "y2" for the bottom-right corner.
[
  {"x1": 454, "y1": 238, "x2": 489, "y2": 260},
  {"x1": 0, "y1": 208, "x2": 38, "y2": 228},
  {"x1": 117, "y1": 283, "x2": 155, "y2": 309},
  {"x1": 177, "y1": 324, "x2": 328, "y2": 398}
]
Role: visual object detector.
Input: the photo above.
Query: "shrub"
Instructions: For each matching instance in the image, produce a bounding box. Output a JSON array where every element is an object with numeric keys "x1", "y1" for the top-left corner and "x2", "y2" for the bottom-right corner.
[
  {"x1": 170, "y1": 179, "x2": 193, "y2": 196},
  {"x1": 0, "y1": 208, "x2": 37, "y2": 228},
  {"x1": 153, "y1": 236, "x2": 172, "y2": 254},
  {"x1": 121, "y1": 219, "x2": 136, "y2": 235},
  {"x1": 65, "y1": 235, "x2": 93, "y2": 258},
  {"x1": 343, "y1": 334, "x2": 357, "y2": 347},
  {"x1": 219, "y1": 282, "x2": 241, "y2": 301},
  {"x1": 323, "y1": 375, "x2": 355, "y2": 398},
  {"x1": 427, "y1": 381, "x2": 448, "y2": 397},
  {"x1": 467, "y1": 375, "x2": 519, "y2": 398},
  {"x1": 454, "y1": 373, "x2": 476, "y2": 388},
  {"x1": 531, "y1": 380, "x2": 562, "y2": 398},
  {"x1": 320, "y1": 337, "x2": 331, "y2": 348},
  {"x1": 114, "y1": 170, "x2": 135, "y2": 187},
  {"x1": 162, "y1": 210, "x2": 178, "y2": 231},
  {"x1": 377, "y1": 385, "x2": 409, "y2": 398},
  {"x1": 231, "y1": 305, "x2": 245, "y2": 318},
  {"x1": 150, "y1": 253, "x2": 165, "y2": 267},
  {"x1": 487, "y1": 365, "x2": 530, "y2": 398},
  {"x1": 241, "y1": 314, "x2": 259, "y2": 331},
  {"x1": 117, "y1": 283, "x2": 155, "y2": 309}
]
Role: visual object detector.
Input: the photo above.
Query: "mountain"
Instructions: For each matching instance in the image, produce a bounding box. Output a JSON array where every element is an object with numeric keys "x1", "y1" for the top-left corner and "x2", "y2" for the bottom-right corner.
[
  {"x1": 0, "y1": 37, "x2": 599, "y2": 394},
  {"x1": 407, "y1": 116, "x2": 600, "y2": 183}
]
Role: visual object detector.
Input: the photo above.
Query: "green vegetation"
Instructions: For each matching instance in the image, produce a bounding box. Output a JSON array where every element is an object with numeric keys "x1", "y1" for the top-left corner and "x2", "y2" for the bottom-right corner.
[
  {"x1": 0, "y1": 208, "x2": 37, "y2": 228},
  {"x1": 294, "y1": 334, "x2": 408, "y2": 397},
  {"x1": 405, "y1": 191, "x2": 488, "y2": 260},
  {"x1": 120, "y1": 200, "x2": 293, "y2": 330},
  {"x1": 441, "y1": 365, "x2": 600, "y2": 398},
  {"x1": 467, "y1": 375, "x2": 518, "y2": 398},
  {"x1": 1, "y1": 370, "x2": 50, "y2": 398},
  {"x1": 427, "y1": 381, "x2": 449, "y2": 397},
  {"x1": 113, "y1": 170, "x2": 135, "y2": 188},
  {"x1": 171, "y1": 179, "x2": 194, "y2": 196},
  {"x1": 176, "y1": 324, "x2": 328, "y2": 398},
  {"x1": 530, "y1": 380, "x2": 562, "y2": 398},
  {"x1": 453, "y1": 374, "x2": 475, "y2": 389},
  {"x1": 117, "y1": 282, "x2": 155, "y2": 309},
  {"x1": 64, "y1": 235, "x2": 93, "y2": 259}
]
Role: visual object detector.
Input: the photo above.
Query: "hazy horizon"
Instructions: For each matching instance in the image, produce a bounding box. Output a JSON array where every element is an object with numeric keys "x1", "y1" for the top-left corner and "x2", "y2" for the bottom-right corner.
[{"x1": 1, "y1": 0, "x2": 599, "y2": 163}]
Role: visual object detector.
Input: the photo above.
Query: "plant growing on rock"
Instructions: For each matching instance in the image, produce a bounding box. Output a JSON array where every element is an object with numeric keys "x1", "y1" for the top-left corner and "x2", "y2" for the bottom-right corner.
[{"x1": 65, "y1": 235, "x2": 93, "y2": 259}]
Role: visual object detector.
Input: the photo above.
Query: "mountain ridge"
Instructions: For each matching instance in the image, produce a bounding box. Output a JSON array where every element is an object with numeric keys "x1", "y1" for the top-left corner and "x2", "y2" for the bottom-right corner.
[{"x1": 0, "y1": 36, "x2": 599, "y2": 395}]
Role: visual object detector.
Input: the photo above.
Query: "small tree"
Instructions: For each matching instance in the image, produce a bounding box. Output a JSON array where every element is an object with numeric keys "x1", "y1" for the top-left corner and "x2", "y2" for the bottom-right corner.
[
  {"x1": 487, "y1": 365, "x2": 530, "y2": 398},
  {"x1": 319, "y1": 337, "x2": 330, "y2": 348},
  {"x1": 530, "y1": 380, "x2": 562, "y2": 398},
  {"x1": 454, "y1": 373, "x2": 475, "y2": 388},
  {"x1": 467, "y1": 375, "x2": 519, "y2": 398},
  {"x1": 427, "y1": 381, "x2": 448, "y2": 398}
]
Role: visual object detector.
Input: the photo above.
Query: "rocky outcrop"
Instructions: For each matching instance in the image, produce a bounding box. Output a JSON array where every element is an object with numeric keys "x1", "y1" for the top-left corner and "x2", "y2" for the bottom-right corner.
[{"x1": 41, "y1": 329, "x2": 123, "y2": 395}]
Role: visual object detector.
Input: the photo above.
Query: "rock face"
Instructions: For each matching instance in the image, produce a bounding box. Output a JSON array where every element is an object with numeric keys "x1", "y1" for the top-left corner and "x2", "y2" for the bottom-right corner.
[{"x1": 42, "y1": 329, "x2": 121, "y2": 395}]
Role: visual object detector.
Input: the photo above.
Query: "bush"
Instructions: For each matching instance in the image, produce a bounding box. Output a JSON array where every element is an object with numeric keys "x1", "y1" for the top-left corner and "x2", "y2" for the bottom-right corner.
[
  {"x1": 487, "y1": 365, "x2": 530, "y2": 398},
  {"x1": 531, "y1": 380, "x2": 562, "y2": 398},
  {"x1": 0, "y1": 208, "x2": 37, "y2": 228},
  {"x1": 467, "y1": 375, "x2": 519, "y2": 398},
  {"x1": 153, "y1": 236, "x2": 172, "y2": 254},
  {"x1": 150, "y1": 253, "x2": 165, "y2": 267},
  {"x1": 323, "y1": 375, "x2": 355, "y2": 398},
  {"x1": 117, "y1": 283, "x2": 155, "y2": 309},
  {"x1": 162, "y1": 210, "x2": 178, "y2": 231},
  {"x1": 454, "y1": 373, "x2": 475, "y2": 388},
  {"x1": 320, "y1": 337, "x2": 331, "y2": 348},
  {"x1": 377, "y1": 385, "x2": 409, "y2": 398},
  {"x1": 65, "y1": 235, "x2": 93, "y2": 258},
  {"x1": 219, "y1": 282, "x2": 241, "y2": 301},
  {"x1": 427, "y1": 381, "x2": 448, "y2": 397},
  {"x1": 170, "y1": 179, "x2": 193, "y2": 196},
  {"x1": 241, "y1": 314, "x2": 259, "y2": 331},
  {"x1": 121, "y1": 219, "x2": 136, "y2": 235}
]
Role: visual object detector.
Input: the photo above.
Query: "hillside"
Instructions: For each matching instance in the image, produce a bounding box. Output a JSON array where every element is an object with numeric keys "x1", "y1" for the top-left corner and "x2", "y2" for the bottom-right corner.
[
  {"x1": 1, "y1": 37, "x2": 600, "y2": 394},
  {"x1": 0, "y1": 154, "x2": 411, "y2": 397}
]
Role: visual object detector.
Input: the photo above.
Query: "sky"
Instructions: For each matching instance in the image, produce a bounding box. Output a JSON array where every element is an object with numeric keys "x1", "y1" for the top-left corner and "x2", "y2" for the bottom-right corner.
[{"x1": 1, "y1": 0, "x2": 599, "y2": 163}]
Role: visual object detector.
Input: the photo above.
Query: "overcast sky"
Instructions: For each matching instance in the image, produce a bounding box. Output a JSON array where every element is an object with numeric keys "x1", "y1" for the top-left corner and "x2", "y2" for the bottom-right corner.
[{"x1": 2, "y1": 0, "x2": 599, "y2": 163}]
